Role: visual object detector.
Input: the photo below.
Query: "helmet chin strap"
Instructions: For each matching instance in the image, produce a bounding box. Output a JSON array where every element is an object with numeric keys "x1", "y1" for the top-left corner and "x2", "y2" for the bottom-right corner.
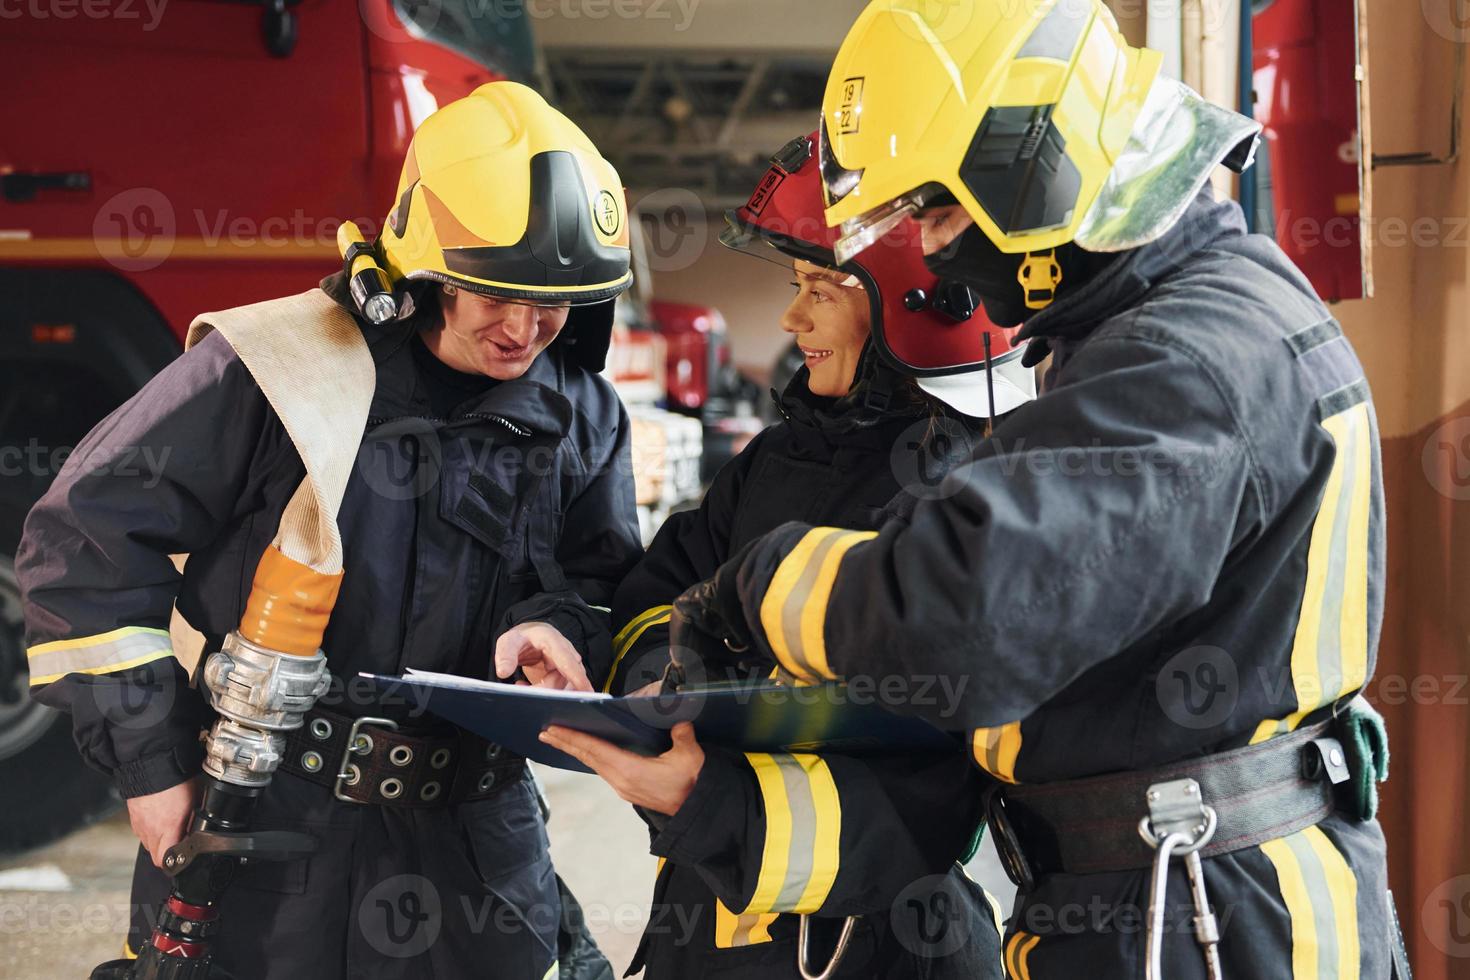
[
  {"x1": 924, "y1": 226, "x2": 1125, "y2": 326},
  {"x1": 1018, "y1": 249, "x2": 1064, "y2": 310}
]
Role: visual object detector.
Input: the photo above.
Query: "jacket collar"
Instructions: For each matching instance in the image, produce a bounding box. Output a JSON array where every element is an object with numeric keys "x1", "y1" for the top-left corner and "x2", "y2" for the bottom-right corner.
[
  {"x1": 773, "y1": 346, "x2": 932, "y2": 455},
  {"x1": 1017, "y1": 192, "x2": 1248, "y2": 348}
]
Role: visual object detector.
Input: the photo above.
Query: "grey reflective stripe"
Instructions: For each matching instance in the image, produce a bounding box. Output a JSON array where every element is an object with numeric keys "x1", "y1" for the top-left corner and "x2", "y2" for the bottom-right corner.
[
  {"x1": 777, "y1": 532, "x2": 845, "y2": 678},
  {"x1": 731, "y1": 912, "x2": 769, "y2": 947},
  {"x1": 1315, "y1": 407, "x2": 1363, "y2": 710},
  {"x1": 774, "y1": 754, "x2": 819, "y2": 911},
  {"x1": 1283, "y1": 832, "x2": 1343, "y2": 980},
  {"x1": 984, "y1": 729, "x2": 1003, "y2": 776},
  {"x1": 27, "y1": 628, "x2": 173, "y2": 684}
]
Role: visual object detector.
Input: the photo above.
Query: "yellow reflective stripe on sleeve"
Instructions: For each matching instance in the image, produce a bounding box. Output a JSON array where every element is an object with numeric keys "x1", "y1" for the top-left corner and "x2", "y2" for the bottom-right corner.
[
  {"x1": 759, "y1": 528, "x2": 875, "y2": 682},
  {"x1": 761, "y1": 528, "x2": 840, "y2": 681},
  {"x1": 26, "y1": 627, "x2": 173, "y2": 686},
  {"x1": 745, "y1": 753, "x2": 795, "y2": 913},
  {"x1": 971, "y1": 722, "x2": 1024, "y2": 784},
  {"x1": 1253, "y1": 402, "x2": 1372, "y2": 744},
  {"x1": 540, "y1": 960, "x2": 558, "y2": 980},
  {"x1": 714, "y1": 900, "x2": 779, "y2": 948},
  {"x1": 1004, "y1": 930, "x2": 1040, "y2": 979},
  {"x1": 799, "y1": 530, "x2": 874, "y2": 680},
  {"x1": 1305, "y1": 826, "x2": 1361, "y2": 979},
  {"x1": 742, "y1": 752, "x2": 842, "y2": 915},
  {"x1": 1260, "y1": 826, "x2": 1361, "y2": 980},
  {"x1": 122, "y1": 939, "x2": 137, "y2": 960},
  {"x1": 603, "y1": 605, "x2": 673, "y2": 693}
]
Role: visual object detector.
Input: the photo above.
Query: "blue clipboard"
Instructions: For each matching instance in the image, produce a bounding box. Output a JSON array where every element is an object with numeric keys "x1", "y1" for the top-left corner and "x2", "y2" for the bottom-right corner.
[{"x1": 363, "y1": 670, "x2": 960, "y2": 774}]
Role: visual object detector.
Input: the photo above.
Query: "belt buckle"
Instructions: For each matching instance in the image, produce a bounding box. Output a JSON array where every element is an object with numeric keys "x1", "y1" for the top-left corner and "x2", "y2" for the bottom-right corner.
[
  {"x1": 333, "y1": 715, "x2": 399, "y2": 803},
  {"x1": 985, "y1": 788, "x2": 1036, "y2": 893}
]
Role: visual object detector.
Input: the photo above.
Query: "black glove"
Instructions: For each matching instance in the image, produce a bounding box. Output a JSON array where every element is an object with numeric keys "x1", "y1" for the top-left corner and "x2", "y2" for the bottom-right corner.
[{"x1": 667, "y1": 556, "x2": 764, "y2": 686}]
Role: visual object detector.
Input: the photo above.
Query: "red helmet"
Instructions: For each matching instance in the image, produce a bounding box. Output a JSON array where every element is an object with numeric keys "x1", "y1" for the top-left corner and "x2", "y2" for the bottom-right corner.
[{"x1": 720, "y1": 133, "x2": 1034, "y2": 417}]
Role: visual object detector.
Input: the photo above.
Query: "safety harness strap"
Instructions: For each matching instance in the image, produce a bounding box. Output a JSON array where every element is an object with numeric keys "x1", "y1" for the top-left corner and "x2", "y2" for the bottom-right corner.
[{"x1": 992, "y1": 722, "x2": 1340, "y2": 879}]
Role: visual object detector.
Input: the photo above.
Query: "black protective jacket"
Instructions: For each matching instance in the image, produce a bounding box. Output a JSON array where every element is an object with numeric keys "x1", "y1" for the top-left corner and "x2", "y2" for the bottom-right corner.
[
  {"x1": 607, "y1": 364, "x2": 1003, "y2": 979},
  {"x1": 18, "y1": 276, "x2": 643, "y2": 799},
  {"x1": 721, "y1": 196, "x2": 1393, "y2": 978}
]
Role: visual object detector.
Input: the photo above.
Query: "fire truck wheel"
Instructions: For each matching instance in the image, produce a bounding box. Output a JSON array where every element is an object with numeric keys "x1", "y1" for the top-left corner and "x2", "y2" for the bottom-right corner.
[{"x1": 0, "y1": 555, "x2": 117, "y2": 856}]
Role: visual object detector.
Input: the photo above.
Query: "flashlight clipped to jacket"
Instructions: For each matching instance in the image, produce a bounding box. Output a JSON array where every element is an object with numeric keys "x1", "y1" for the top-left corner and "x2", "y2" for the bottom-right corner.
[{"x1": 337, "y1": 221, "x2": 398, "y2": 325}]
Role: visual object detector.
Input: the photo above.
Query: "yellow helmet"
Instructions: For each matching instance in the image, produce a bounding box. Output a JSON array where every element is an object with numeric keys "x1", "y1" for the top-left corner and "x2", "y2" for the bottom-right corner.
[
  {"x1": 378, "y1": 81, "x2": 633, "y2": 306},
  {"x1": 820, "y1": 0, "x2": 1261, "y2": 264}
]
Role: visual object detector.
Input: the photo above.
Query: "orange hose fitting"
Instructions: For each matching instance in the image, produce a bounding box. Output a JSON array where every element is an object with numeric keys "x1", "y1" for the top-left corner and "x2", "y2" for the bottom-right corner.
[{"x1": 238, "y1": 546, "x2": 343, "y2": 656}]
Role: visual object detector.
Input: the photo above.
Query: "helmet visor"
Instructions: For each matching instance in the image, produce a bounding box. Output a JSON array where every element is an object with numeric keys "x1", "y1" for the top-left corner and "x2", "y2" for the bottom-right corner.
[
  {"x1": 1075, "y1": 77, "x2": 1262, "y2": 252},
  {"x1": 832, "y1": 184, "x2": 945, "y2": 266},
  {"x1": 719, "y1": 213, "x2": 859, "y2": 285}
]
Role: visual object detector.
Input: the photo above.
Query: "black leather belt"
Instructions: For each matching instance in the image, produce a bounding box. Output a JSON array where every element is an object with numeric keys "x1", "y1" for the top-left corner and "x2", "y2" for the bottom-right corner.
[
  {"x1": 281, "y1": 706, "x2": 526, "y2": 808},
  {"x1": 988, "y1": 721, "x2": 1345, "y2": 886}
]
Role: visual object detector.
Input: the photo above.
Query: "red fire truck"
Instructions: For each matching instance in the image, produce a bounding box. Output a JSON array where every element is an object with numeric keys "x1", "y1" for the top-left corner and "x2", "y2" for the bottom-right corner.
[{"x1": 0, "y1": 0, "x2": 734, "y2": 851}]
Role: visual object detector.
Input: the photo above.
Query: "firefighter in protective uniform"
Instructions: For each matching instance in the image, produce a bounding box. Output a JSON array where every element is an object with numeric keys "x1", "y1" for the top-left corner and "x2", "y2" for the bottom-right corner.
[
  {"x1": 668, "y1": 3, "x2": 1404, "y2": 979},
  {"x1": 17, "y1": 82, "x2": 642, "y2": 979},
  {"x1": 541, "y1": 133, "x2": 1031, "y2": 979}
]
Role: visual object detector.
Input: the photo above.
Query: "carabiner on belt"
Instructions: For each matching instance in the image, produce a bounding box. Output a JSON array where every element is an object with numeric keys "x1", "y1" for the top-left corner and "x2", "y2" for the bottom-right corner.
[
  {"x1": 797, "y1": 914, "x2": 858, "y2": 980},
  {"x1": 1138, "y1": 777, "x2": 1223, "y2": 980}
]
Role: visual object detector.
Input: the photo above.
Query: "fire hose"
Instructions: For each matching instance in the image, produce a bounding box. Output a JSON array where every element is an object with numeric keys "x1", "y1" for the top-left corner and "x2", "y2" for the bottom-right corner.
[{"x1": 92, "y1": 286, "x2": 376, "y2": 979}]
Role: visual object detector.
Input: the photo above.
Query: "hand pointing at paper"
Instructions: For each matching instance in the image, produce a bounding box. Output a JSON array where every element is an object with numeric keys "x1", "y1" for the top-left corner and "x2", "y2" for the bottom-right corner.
[{"x1": 494, "y1": 621, "x2": 594, "y2": 692}]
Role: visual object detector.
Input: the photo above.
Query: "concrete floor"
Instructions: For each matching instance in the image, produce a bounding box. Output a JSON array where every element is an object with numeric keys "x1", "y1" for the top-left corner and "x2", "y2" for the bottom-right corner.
[{"x1": 0, "y1": 767, "x2": 1012, "y2": 979}]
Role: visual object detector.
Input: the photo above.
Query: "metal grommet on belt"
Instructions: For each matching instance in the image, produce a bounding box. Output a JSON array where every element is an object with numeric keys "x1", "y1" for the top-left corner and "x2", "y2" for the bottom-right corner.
[
  {"x1": 485, "y1": 744, "x2": 503, "y2": 761},
  {"x1": 301, "y1": 751, "x2": 324, "y2": 773},
  {"x1": 420, "y1": 782, "x2": 442, "y2": 803},
  {"x1": 332, "y1": 716, "x2": 398, "y2": 803},
  {"x1": 430, "y1": 748, "x2": 452, "y2": 770},
  {"x1": 478, "y1": 771, "x2": 497, "y2": 793},
  {"x1": 310, "y1": 717, "x2": 333, "y2": 741},
  {"x1": 380, "y1": 778, "x2": 404, "y2": 800},
  {"x1": 389, "y1": 745, "x2": 414, "y2": 767}
]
